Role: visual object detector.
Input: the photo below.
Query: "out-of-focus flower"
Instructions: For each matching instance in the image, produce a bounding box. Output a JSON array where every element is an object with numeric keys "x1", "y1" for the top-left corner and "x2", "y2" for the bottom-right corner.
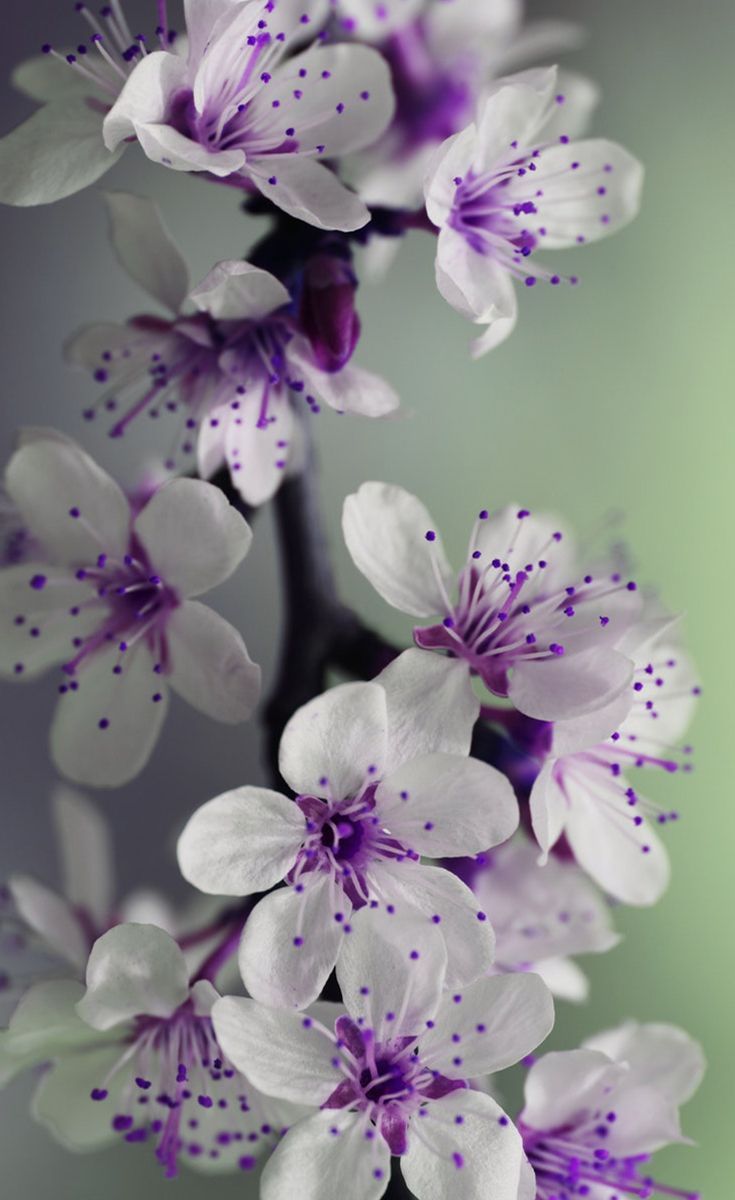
[
  {"x1": 519, "y1": 1021, "x2": 704, "y2": 1200},
  {"x1": 424, "y1": 67, "x2": 643, "y2": 355},
  {"x1": 213, "y1": 907, "x2": 554, "y2": 1199},
  {"x1": 343, "y1": 484, "x2": 642, "y2": 723},
  {"x1": 340, "y1": 0, "x2": 590, "y2": 212},
  {"x1": 471, "y1": 835, "x2": 619, "y2": 1002},
  {"x1": 178, "y1": 652, "x2": 518, "y2": 1008},
  {"x1": 1, "y1": 785, "x2": 176, "y2": 1011},
  {"x1": 0, "y1": 923, "x2": 299, "y2": 1177},
  {"x1": 68, "y1": 193, "x2": 398, "y2": 505},
  {"x1": 0, "y1": 1, "x2": 395, "y2": 229},
  {"x1": 0, "y1": 430, "x2": 259, "y2": 786},
  {"x1": 529, "y1": 622, "x2": 700, "y2": 905}
]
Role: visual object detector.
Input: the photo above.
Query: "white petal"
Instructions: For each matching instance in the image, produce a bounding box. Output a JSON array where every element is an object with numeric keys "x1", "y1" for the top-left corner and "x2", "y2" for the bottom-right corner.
[
  {"x1": 103, "y1": 50, "x2": 189, "y2": 150},
  {"x1": 50, "y1": 642, "x2": 169, "y2": 788},
  {"x1": 342, "y1": 482, "x2": 452, "y2": 618},
  {"x1": 65, "y1": 321, "x2": 144, "y2": 370},
  {"x1": 288, "y1": 344, "x2": 400, "y2": 418},
  {"x1": 538, "y1": 70, "x2": 599, "y2": 142},
  {"x1": 52, "y1": 785, "x2": 114, "y2": 927},
  {"x1": 473, "y1": 506, "x2": 576, "y2": 586},
  {"x1": 250, "y1": 43, "x2": 394, "y2": 159},
  {"x1": 551, "y1": 688, "x2": 634, "y2": 756},
  {"x1": 103, "y1": 190, "x2": 190, "y2": 312},
  {"x1": 522, "y1": 1048, "x2": 618, "y2": 1131},
  {"x1": 5, "y1": 434, "x2": 131, "y2": 566},
  {"x1": 509, "y1": 646, "x2": 634, "y2": 721},
  {"x1": 529, "y1": 760, "x2": 569, "y2": 858},
  {"x1": 0, "y1": 565, "x2": 99, "y2": 680},
  {"x1": 420, "y1": 973, "x2": 554, "y2": 1077},
  {"x1": 77, "y1": 923, "x2": 189, "y2": 1031},
  {"x1": 402, "y1": 1090, "x2": 524, "y2": 1200},
  {"x1": 239, "y1": 877, "x2": 348, "y2": 1009},
  {"x1": 261, "y1": 1109, "x2": 390, "y2": 1200},
  {"x1": 377, "y1": 649, "x2": 480, "y2": 770},
  {"x1": 475, "y1": 71, "x2": 558, "y2": 171},
  {"x1": 470, "y1": 299, "x2": 518, "y2": 359},
  {"x1": 584, "y1": 1021, "x2": 705, "y2": 1106},
  {"x1": 424, "y1": 125, "x2": 477, "y2": 227},
  {"x1": 219, "y1": 391, "x2": 295, "y2": 507},
  {"x1": 12, "y1": 54, "x2": 92, "y2": 102},
  {"x1": 9, "y1": 875, "x2": 88, "y2": 970},
  {"x1": 336, "y1": 906, "x2": 447, "y2": 1038},
  {"x1": 183, "y1": 0, "x2": 244, "y2": 61},
  {"x1": 0, "y1": 97, "x2": 120, "y2": 206},
  {"x1": 212, "y1": 995, "x2": 341, "y2": 1106},
  {"x1": 133, "y1": 477, "x2": 252, "y2": 598},
  {"x1": 368, "y1": 861, "x2": 495, "y2": 990},
  {"x1": 3, "y1": 979, "x2": 100, "y2": 1061},
  {"x1": 177, "y1": 787, "x2": 304, "y2": 895},
  {"x1": 377, "y1": 753, "x2": 518, "y2": 856},
  {"x1": 562, "y1": 767, "x2": 670, "y2": 905},
  {"x1": 533, "y1": 956, "x2": 590, "y2": 1003},
  {"x1": 249, "y1": 154, "x2": 370, "y2": 232},
  {"x1": 166, "y1": 600, "x2": 261, "y2": 723},
  {"x1": 190, "y1": 261, "x2": 290, "y2": 321},
  {"x1": 476, "y1": 836, "x2": 619, "y2": 966},
  {"x1": 435, "y1": 226, "x2": 517, "y2": 325},
  {"x1": 279, "y1": 681, "x2": 388, "y2": 798},
  {"x1": 334, "y1": 0, "x2": 424, "y2": 40},
  {"x1": 32, "y1": 1046, "x2": 130, "y2": 1150},
  {"x1": 516, "y1": 139, "x2": 644, "y2": 250},
  {"x1": 134, "y1": 120, "x2": 246, "y2": 175}
]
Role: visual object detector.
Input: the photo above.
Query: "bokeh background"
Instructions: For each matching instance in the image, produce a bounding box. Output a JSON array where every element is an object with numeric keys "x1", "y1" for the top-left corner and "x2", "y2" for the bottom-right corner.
[{"x1": 0, "y1": 1, "x2": 732, "y2": 1196}]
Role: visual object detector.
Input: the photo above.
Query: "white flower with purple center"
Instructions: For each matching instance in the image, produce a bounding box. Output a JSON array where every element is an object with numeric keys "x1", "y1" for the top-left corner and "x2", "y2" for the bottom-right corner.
[
  {"x1": 1, "y1": 785, "x2": 179, "y2": 1018},
  {"x1": 342, "y1": 1, "x2": 592, "y2": 213},
  {"x1": 424, "y1": 66, "x2": 643, "y2": 355},
  {"x1": 0, "y1": 923, "x2": 300, "y2": 1177},
  {"x1": 213, "y1": 908, "x2": 555, "y2": 1199},
  {"x1": 68, "y1": 192, "x2": 399, "y2": 505},
  {"x1": 529, "y1": 623, "x2": 700, "y2": 905},
  {"x1": 471, "y1": 835, "x2": 619, "y2": 1002},
  {"x1": 0, "y1": 1, "x2": 395, "y2": 227},
  {"x1": 178, "y1": 652, "x2": 519, "y2": 1008},
  {"x1": 519, "y1": 1021, "x2": 705, "y2": 1200},
  {"x1": 343, "y1": 483, "x2": 643, "y2": 724},
  {"x1": 0, "y1": 430, "x2": 259, "y2": 787}
]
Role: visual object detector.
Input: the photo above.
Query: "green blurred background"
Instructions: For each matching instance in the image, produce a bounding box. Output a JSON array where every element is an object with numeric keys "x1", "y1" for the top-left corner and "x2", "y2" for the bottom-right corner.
[{"x1": 0, "y1": 0, "x2": 731, "y2": 1195}]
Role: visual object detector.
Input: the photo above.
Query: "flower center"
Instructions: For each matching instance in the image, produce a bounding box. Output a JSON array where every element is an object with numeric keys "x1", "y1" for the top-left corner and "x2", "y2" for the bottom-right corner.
[{"x1": 415, "y1": 508, "x2": 639, "y2": 697}]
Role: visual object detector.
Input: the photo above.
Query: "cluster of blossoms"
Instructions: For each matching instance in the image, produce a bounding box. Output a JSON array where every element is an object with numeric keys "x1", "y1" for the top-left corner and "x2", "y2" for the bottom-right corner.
[{"x1": 0, "y1": 2, "x2": 705, "y2": 1199}]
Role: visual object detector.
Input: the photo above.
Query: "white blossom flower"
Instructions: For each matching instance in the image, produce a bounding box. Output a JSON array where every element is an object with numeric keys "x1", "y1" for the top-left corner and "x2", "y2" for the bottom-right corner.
[
  {"x1": 343, "y1": 484, "x2": 642, "y2": 724},
  {"x1": 0, "y1": 1, "x2": 395, "y2": 229},
  {"x1": 529, "y1": 622, "x2": 700, "y2": 905},
  {"x1": 0, "y1": 430, "x2": 259, "y2": 787},
  {"x1": 213, "y1": 907, "x2": 555, "y2": 1200},
  {"x1": 0, "y1": 923, "x2": 300, "y2": 1176},
  {"x1": 67, "y1": 192, "x2": 399, "y2": 505},
  {"x1": 340, "y1": 1, "x2": 592, "y2": 213},
  {"x1": 519, "y1": 1021, "x2": 705, "y2": 1199},
  {"x1": 178, "y1": 652, "x2": 519, "y2": 1008},
  {"x1": 424, "y1": 66, "x2": 643, "y2": 355},
  {"x1": 2, "y1": 785, "x2": 177, "y2": 1008},
  {"x1": 471, "y1": 835, "x2": 619, "y2": 1002}
]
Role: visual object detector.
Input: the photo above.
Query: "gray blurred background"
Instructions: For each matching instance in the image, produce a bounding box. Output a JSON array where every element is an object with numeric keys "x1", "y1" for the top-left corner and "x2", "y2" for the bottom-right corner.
[{"x1": 1, "y1": 1, "x2": 732, "y2": 1196}]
